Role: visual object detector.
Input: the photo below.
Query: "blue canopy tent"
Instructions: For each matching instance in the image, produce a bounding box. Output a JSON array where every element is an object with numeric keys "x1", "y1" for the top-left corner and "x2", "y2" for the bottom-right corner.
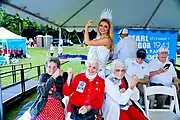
[{"x1": 0, "y1": 27, "x2": 27, "y2": 57}]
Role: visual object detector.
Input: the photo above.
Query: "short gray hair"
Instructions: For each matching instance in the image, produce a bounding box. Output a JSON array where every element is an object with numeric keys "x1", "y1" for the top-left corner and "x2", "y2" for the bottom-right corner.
[
  {"x1": 111, "y1": 59, "x2": 127, "y2": 71},
  {"x1": 45, "y1": 57, "x2": 61, "y2": 69},
  {"x1": 85, "y1": 58, "x2": 102, "y2": 71}
]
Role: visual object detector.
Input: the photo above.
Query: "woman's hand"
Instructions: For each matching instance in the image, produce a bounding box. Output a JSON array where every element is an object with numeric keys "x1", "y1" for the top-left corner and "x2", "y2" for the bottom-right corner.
[
  {"x1": 120, "y1": 88, "x2": 126, "y2": 93},
  {"x1": 78, "y1": 105, "x2": 92, "y2": 114},
  {"x1": 52, "y1": 68, "x2": 60, "y2": 79},
  {"x1": 129, "y1": 75, "x2": 139, "y2": 90},
  {"x1": 67, "y1": 68, "x2": 73, "y2": 86},
  {"x1": 85, "y1": 20, "x2": 94, "y2": 28}
]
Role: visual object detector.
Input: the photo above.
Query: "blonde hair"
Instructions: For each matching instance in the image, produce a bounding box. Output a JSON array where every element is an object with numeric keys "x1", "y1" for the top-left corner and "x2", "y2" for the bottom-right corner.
[{"x1": 97, "y1": 19, "x2": 114, "y2": 51}]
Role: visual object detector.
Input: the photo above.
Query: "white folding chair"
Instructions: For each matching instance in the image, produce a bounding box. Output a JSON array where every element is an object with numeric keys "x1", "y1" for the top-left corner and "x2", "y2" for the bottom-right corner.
[{"x1": 143, "y1": 85, "x2": 180, "y2": 120}]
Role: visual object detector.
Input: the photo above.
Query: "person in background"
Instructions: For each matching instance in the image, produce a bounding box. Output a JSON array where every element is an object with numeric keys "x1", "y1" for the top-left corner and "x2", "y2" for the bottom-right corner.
[
  {"x1": 148, "y1": 46, "x2": 179, "y2": 109},
  {"x1": 59, "y1": 38, "x2": 63, "y2": 46},
  {"x1": 30, "y1": 57, "x2": 68, "y2": 120},
  {"x1": 0, "y1": 43, "x2": 3, "y2": 55},
  {"x1": 102, "y1": 59, "x2": 148, "y2": 120},
  {"x1": 58, "y1": 44, "x2": 63, "y2": 56},
  {"x1": 29, "y1": 38, "x2": 34, "y2": 48},
  {"x1": 63, "y1": 59, "x2": 105, "y2": 120},
  {"x1": 14, "y1": 48, "x2": 19, "y2": 59},
  {"x1": 3, "y1": 45, "x2": 8, "y2": 56},
  {"x1": 50, "y1": 43, "x2": 55, "y2": 56},
  {"x1": 113, "y1": 28, "x2": 138, "y2": 61},
  {"x1": 0, "y1": 48, "x2": 3, "y2": 55},
  {"x1": 9, "y1": 48, "x2": 14, "y2": 59},
  {"x1": 84, "y1": 8, "x2": 114, "y2": 79},
  {"x1": 125, "y1": 48, "x2": 149, "y2": 104},
  {"x1": 34, "y1": 37, "x2": 38, "y2": 48},
  {"x1": 19, "y1": 47, "x2": 23, "y2": 58}
]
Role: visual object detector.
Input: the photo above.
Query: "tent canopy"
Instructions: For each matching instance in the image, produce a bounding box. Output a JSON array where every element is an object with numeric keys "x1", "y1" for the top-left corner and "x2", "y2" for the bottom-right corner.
[
  {"x1": 0, "y1": 27, "x2": 27, "y2": 54},
  {"x1": 1, "y1": 0, "x2": 180, "y2": 31},
  {"x1": 0, "y1": 27, "x2": 26, "y2": 39}
]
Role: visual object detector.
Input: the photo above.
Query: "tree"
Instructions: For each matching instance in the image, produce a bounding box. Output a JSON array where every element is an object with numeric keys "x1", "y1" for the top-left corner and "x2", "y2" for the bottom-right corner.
[{"x1": 0, "y1": 6, "x2": 5, "y2": 26}]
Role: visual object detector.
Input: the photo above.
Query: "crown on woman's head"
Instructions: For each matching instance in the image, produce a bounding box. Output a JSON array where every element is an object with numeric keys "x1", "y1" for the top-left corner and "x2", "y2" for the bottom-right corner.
[{"x1": 100, "y1": 8, "x2": 112, "y2": 22}]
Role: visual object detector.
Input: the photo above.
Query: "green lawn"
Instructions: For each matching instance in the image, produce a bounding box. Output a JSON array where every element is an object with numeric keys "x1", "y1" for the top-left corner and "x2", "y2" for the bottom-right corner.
[{"x1": 1, "y1": 45, "x2": 88, "y2": 87}]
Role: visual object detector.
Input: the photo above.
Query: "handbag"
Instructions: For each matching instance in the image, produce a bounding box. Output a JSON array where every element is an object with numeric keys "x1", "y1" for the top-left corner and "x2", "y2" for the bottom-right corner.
[{"x1": 70, "y1": 104, "x2": 98, "y2": 120}]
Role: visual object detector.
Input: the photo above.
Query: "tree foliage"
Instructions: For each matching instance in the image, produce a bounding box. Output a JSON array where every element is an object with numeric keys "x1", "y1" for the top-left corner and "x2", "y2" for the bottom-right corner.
[
  {"x1": 0, "y1": 6, "x2": 84, "y2": 43},
  {"x1": 0, "y1": 6, "x2": 61, "y2": 38}
]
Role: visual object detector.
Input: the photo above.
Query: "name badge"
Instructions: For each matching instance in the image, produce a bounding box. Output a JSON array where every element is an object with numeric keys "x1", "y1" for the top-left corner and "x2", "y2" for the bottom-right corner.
[{"x1": 76, "y1": 81, "x2": 86, "y2": 93}]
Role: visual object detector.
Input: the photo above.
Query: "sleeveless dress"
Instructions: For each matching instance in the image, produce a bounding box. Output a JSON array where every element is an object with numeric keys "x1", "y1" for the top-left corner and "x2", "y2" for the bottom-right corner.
[{"x1": 87, "y1": 37, "x2": 110, "y2": 79}]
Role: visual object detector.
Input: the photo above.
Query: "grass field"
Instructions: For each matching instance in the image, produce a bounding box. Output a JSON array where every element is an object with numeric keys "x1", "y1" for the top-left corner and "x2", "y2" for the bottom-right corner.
[
  {"x1": 2, "y1": 45, "x2": 180, "y2": 120},
  {"x1": 1, "y1": 45, "x2": 88, "y2": 87}
]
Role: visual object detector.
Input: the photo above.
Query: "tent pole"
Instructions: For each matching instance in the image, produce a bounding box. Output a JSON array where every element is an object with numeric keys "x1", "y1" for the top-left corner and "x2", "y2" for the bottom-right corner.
[
  {"x1": 143, "y1": 0, "x2": 164, "y2": 28},
  {"x1": 59, "y1": 27, "x2": 62, "y2": 45},
  {"x1": 0, "y1": 70, "x2": 4, "y2": 120},
  {"x1": 75, "y1": 31, "x2": 82, "y2": 44},
  {"x1": 60, "y1": 0, "x2": 95, "y2": 27}
]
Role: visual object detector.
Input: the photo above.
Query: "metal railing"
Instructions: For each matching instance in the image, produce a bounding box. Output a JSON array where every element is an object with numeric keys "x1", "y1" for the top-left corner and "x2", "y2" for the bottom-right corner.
[
  {"x1": 2, "y1": 64, "x2": 45, "y2": 106},
  {"x1": 0, "y1": 62, "x2": 32, "y2": 85}
]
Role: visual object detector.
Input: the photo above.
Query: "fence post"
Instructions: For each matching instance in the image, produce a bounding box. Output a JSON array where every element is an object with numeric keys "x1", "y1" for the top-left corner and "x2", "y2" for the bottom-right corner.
[
  {"x1": 14, "y1": 65, "x2": 16, "y2": 83},
  {"x1": 12, "y1": 65, "x2": 15, "y2": 83},
  {"x1": 30, "y1": 63, "x2": 32, "y2": 68},
  {"x1": 20, "y1": 69, "x2": 25, "y2": 93},
  {"x1": 21, "y1": 64, "x2": 23, "y2": 69},
  {"x1": 0, "y1": 70, "x2": 4, "y2": 120},
  {"x1": 37, "y1": 66, "x2": 41, "y2": 78}
]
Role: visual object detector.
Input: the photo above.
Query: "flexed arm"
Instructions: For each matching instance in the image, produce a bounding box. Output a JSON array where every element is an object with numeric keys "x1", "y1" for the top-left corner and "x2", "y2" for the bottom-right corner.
[{"x1": 84, "y1": 20, "x2": 111, "y2": 46}]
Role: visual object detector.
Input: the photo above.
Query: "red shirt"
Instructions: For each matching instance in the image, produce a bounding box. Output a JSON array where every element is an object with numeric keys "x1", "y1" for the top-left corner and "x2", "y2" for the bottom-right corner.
[
  {"x1": 4, "y1": 47, "x2": 7, "y2": 54},
  {"x1": 63, "y1": 73, "x2": 105, "y2": 112},
  {"x1": 14, "y1": 49, "x2": 18, "y2": 54},
  {"x1": 0, "y1": 49, "x2": 3, "y2": 55},
  {"x1": 8, "y1": 49, "x2": 13, "y2": 54}
]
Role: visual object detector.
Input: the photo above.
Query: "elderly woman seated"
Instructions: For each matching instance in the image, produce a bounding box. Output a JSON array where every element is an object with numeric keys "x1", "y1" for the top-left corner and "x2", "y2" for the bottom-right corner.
[
  {"x1": 29, "y1": 57, "x2": 68, "y2": 120},
  {"x1": 102, "y1": 59, "x2": 148, "y2": 120},
  {"x1": 63, "y1": 58, "x2": 105, "y2": 120}
]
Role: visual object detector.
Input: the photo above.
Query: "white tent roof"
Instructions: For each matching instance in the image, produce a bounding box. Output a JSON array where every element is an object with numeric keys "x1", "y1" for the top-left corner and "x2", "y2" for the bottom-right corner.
[
  {"x1": 0, "y1": 27, "x2": 25, "y2": 39},
  {"x1": 1, "y1": 0, "x2": 180, "y2": 30}
]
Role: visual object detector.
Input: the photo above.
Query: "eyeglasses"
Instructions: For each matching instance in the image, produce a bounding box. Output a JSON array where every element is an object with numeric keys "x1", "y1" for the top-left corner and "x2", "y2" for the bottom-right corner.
[
  {"x1": 99, "y1": 24, "x2": 108, "y2": 28},
  {"x1": 114, "y1": 69, "x2": 126, "y2": 73}
]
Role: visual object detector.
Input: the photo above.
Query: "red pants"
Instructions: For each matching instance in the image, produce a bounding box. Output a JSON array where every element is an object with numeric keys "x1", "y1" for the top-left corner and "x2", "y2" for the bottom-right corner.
[{"x1": 120, "y1": 105, "x2": 147, "y2": 120}]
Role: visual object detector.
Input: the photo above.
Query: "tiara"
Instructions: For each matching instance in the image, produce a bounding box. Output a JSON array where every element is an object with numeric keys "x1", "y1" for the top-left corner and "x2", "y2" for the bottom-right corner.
[{"x1": 100, "y1": 8, "x2": 112, "y2": 22}]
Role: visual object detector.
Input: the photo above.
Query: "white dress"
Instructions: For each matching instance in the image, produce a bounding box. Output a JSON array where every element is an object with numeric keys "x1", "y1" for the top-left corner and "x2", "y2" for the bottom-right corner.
[
  {"x1": 102, "y1": 75, "x2": 148, "y2": 120},
  {"x1": 102, "y1": 75, "x2": 133, "y2": 120},
  {"x1": 87, "y1": 38, "x2": 110, "y2": 79}
]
